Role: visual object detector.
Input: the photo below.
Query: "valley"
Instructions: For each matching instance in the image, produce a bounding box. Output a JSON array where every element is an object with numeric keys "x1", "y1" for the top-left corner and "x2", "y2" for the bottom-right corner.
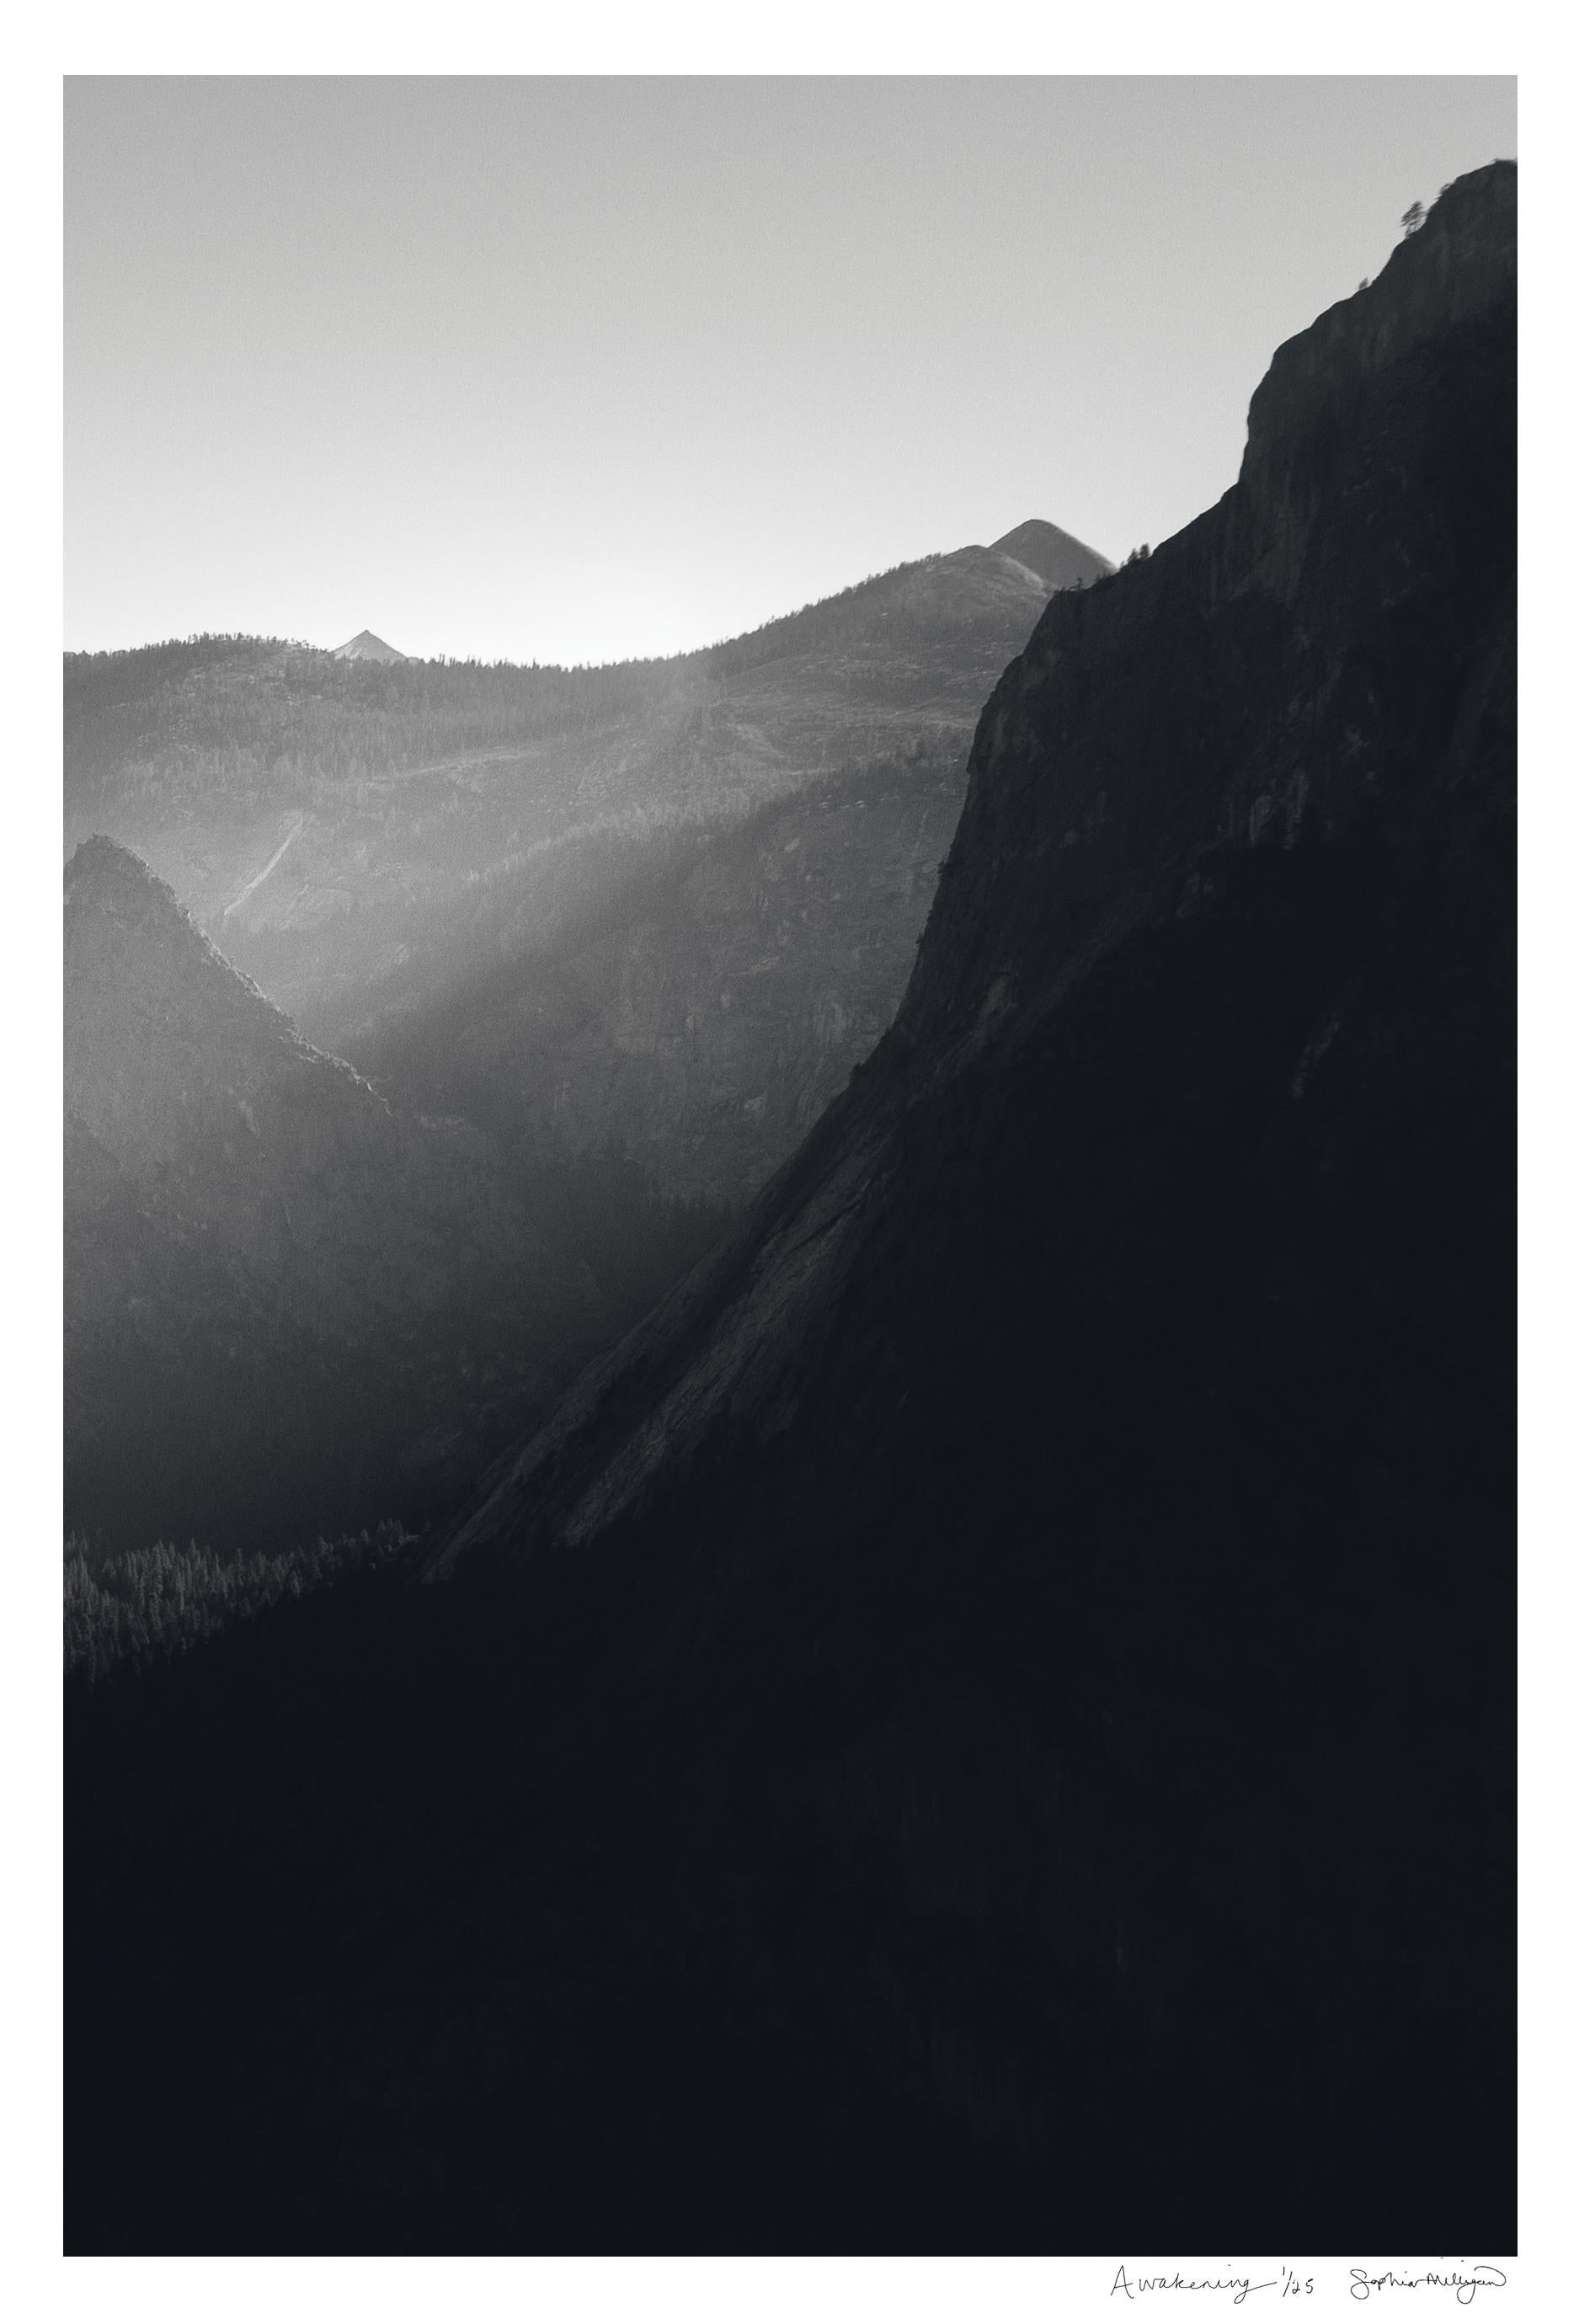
[
  {"x1": 64, "y1": 165, "x2": 1518, "y2": 2257},
  {"x1": 66, "y1": 525, "x2": 1112, "y2": 1205},
  {"x1": 65, "y1": 836, "x2": 608, "y2": 1550}
]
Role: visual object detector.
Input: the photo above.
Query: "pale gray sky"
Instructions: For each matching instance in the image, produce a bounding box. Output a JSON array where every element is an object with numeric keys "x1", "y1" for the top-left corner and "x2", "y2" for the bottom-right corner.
[{"x1": 65, "y1": 76, "x2": 1516, "y2": 665}]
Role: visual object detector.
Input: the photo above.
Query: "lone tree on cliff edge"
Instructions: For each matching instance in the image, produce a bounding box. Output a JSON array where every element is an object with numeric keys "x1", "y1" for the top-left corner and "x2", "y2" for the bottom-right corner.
[{"x1": 1401, "y1": 200, "x2": 1427, "y2": 237}]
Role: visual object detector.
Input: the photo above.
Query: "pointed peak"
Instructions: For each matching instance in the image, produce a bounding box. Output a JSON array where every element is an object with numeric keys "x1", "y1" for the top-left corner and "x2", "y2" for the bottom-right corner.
[
  {"x1": 332, "y1": 630, "x2": 408, "y2": 663},
  {"x1": 990, "y1": 521, "x2": 1114, "y2": 590},
  {"x1": 65, "y1": 833, "x2": 173, "y2": 909},
  {"x1": 64, "y1": 834, "x2": 286, "y2": 1015}
]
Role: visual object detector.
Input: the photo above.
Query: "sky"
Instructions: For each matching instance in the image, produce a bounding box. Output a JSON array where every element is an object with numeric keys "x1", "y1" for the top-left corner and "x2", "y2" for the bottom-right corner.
[{"x1": 65, "y1": 76, "x2": 1516, "y2": 666}]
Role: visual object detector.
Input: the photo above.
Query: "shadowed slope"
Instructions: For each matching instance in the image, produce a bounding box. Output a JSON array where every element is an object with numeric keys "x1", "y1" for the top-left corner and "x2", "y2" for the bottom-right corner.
[
  {"x1": 67, "y1": 168, "x2": 1513, "y2": 2254},
  {"x1": 415, "y1": 165, "x2": 1517, "y2": 2236}
]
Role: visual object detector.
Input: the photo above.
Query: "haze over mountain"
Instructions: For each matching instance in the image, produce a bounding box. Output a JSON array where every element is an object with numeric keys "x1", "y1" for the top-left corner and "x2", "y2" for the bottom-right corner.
[
  {"x1": 67, "y1": 166, "x2": 1515, "y2": 2257},
  {"x1": 66, "y1": 522, "x2": 1111, "y2": 1204},
  {"x1": 65, "y1": 836, "x2": 612, "y2": 1548}
]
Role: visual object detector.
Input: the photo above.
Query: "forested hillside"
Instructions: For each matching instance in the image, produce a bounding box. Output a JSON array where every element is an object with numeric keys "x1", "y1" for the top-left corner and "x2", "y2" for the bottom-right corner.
[
  {"x1": 64, "y1": 1524, "x2": 414, "y2": 1685},
  {"x1": 66, "y1": 525, "x2": 1111, "y2": 1203}
]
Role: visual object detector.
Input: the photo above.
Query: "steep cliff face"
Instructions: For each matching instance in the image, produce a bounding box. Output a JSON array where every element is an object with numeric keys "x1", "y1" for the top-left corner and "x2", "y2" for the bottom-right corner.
[
  {"x1": 411, "y1": 166, "x2": 1514, "y2": 2231},
  {"x1": 902, "y1": 161, "x2": 1515, "y2": 1066},
  {"x1": 434, "y1": 163, "x2": 1514, "y2": 1561},
  {"x1": 65, "y1": 839, "x2": 603, "y2": 1546}
]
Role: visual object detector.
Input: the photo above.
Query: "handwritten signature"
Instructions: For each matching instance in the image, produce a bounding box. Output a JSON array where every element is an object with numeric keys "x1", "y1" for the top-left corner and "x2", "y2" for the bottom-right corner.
[{"x1": 1349, "y1": 2265, "x2": 1507, "y2": 2305}]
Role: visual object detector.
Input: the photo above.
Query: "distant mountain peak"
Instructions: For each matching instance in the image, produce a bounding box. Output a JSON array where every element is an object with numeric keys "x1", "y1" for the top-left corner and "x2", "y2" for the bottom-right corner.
[
  {"x1": 990, "y1": 519, "x2": 1113, "y2": 590},
  {"x1": 332, "y1": 630, "x2": 407, "y2": 663}
]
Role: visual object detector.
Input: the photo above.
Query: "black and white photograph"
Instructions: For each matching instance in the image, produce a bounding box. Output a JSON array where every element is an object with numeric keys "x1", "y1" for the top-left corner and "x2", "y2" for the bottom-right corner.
[{"x1": 27, "y1": 29, "x2": 1553, "y2": 2312}]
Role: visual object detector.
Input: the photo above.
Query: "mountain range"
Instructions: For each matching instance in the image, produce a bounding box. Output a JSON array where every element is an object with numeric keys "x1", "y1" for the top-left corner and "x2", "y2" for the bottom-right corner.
[
  {"x1": 65, "y1": 521, "x2": 1111, "y2": 1206},
  {"x1": 64, "y1": 168, "x2": 1514, "y2": 2256},
  {"x1": 65, "y1": 519, "x2": 1111, "y2": 1547}
]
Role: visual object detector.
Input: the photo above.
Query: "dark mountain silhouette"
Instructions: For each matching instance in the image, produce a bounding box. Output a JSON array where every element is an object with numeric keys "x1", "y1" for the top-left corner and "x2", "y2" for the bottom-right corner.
[
  {"x1": 435, "y1": 161, "x2": 1516, "y2": 1574},
  {"x1": 331, "y1": 628, "x2": 408, "y2": 661},
  {"x1": 65, "y1": 526, "x2": 1110, "y2": 1205},
  {"x1": 66, "y1": 166, "x2": 1513, "y2": 2256}
]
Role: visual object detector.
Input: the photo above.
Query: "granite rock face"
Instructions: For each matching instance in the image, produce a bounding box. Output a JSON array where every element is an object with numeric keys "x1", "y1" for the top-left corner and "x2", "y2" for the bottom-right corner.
[
  {"x1": 903, "y1": 161, "x2": 1517, "y2": 1063},
  {"x1": 432, "y1": 161, "x2": 1517, "y2": 1564},
  {"x1": 417, "y1": 166, "x2": 1516, "y2": 2234}
]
